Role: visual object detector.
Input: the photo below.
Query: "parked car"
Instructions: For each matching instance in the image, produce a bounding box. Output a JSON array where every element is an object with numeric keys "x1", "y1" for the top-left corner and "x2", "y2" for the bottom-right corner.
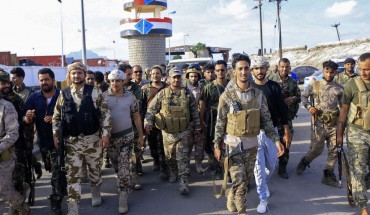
[
  {"x1": 291, "y1": 66, "x2": 319, "y2": 84},
  {"x1": 167, "y1": 57, "x2": 214, "y2": 72},
  {"x1": 303, "y1": 70, "x2": 323, "y2": 89}
]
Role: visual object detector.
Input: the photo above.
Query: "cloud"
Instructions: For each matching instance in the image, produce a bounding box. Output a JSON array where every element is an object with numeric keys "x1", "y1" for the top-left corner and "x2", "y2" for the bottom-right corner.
[
  {"x1": 217, "y1": 0, "x2": 250, "y2": 20},
  {"x1": 325, "y1": 0, "x2": 357, "y2": 18}
]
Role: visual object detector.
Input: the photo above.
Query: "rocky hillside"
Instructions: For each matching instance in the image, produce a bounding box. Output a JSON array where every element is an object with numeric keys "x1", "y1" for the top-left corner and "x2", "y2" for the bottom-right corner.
[{"x1": 268, "y1": 37, "x2": 370, "y2": 68}]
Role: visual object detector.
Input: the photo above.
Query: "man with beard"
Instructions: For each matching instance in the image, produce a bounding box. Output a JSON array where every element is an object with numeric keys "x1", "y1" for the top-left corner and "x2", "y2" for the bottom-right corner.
[
  {"x1": 118, "y1": 64, "x2": 144, "y2": 189},
  {"x1": 214, "y1": 54, "x2": 284, "y2": 215},
  {"x1": 141, "y1": 65, "x2": 168, "y2": 178},
  {"x1": 144, "y1": 67, "x2": 201, "y2": 194},
  {"x1": 132, "y1": 65, "x2": 149, "y2": 87},
  {"x1": 270, "y1": 58, "x2": 301, "y2": 179},
  {"x1": 335, "y1": 57, "x2": 358, "y2": 86},
  {"x1": 185, "y1": 66, "x2": 205, "y2": 173},
  {"x1": 249, "y1": 56, "x2": 290, "y2": 213},
  {"x1": 52, "y1": 62, "x2": 111, "y2": 215},
  {"x1": 337, "y1": 53, "x2": 370, "y2": 215},
  {"x1": 296, "y1": 60, "x2": 343, "y2": 188},
  {"x1": 24, "y1": 68, "x2": 65, "y2": 214},
  {"x1": 10, "y1": 67, "x2": 33, "y2": 102},
  {"x1": 0, "y1": 71, "x2": 31, "y2": 215},
  {"x1": 199, "y1": 60, "x2": 228, "y2": 179}
]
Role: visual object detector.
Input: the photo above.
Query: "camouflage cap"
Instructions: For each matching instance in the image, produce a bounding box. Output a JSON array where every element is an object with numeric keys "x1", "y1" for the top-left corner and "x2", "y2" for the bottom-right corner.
[
  {"x1": 151, "y1": 65, "x2": 164, "y2": 75},
  {"x1": 169, "y1": 67, "x2": 182, "y2": 77},
  {"x1": 67, "y1": 62, "x2": 87, "y2": 73},
  {"x1": 108, "y1": 69, "x2": 126, "y2": 80},
  {"x1": 0, "y1": 70, "x2": 10, "y2": 82},
  {"x1": 250, "y1": 56, "x2": 270, "y2": 69}
]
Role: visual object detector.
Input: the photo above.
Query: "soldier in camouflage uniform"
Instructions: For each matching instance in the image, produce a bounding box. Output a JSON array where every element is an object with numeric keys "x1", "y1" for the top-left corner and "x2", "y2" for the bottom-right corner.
[
  {"x1": 24, "y1": 68, "x2": 64, "y2": 214},
  {"x1": 184, "y1": 66, "x2": 205, "y2": 173},
  {"x1": 335, "y1": 57, "x2": 358, "y2": 86},
  {"x1": 296, "y1": 60, "x2": 343, "y2": 187},
  {"x1": 144, "y1": 67, "x2": 201, "y2": 195},
  {"x1": 0, "y1": 95, "x2": 21, "y2": 215},
  {"x1": 199, "y1": 60, "x2": 228, "y2": 179},
  {"x1": 141, "y1": 65, "x2": 168, "y2": 178},
  {"x1": 103, "y1": 70, "x2": 144, "y2": 214},
  {"x1": 118, "y1": 64, "x2": 144, "y2": 190},
  {"x1": 270, "y1": 58, "x2": 301, "y2": 179},
  {"x1": 0, "y1": 71, "x2": 34, "y2": 214},
  {"x1": 132, "y1": 65, "x2": 149, "y2": 87},
  {"x1": 337, "y1": 53, "x2": 370, "y2": 215},
  {"x1": 52, "y1": 62, "x2": 111, "y2": 215},
  {"x1": 10, "y1": 67, "x2": 33, "y2": 102},
  {"x1": 214, "y1": 54, "x2": 284, "y2": 215},
  {"x1": 199, "y1": 63, "x2": 215, "y2": 86}
]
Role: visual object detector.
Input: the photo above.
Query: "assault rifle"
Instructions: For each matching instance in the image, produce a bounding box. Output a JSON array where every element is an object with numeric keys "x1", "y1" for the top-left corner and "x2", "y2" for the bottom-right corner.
[
  {"x1": 337, "y1": 146, "x2": 355, "y2": 206},
  {"x1": 337, "y1": 147, "x2": 343, "y2": 188},
  {"x1": 24, "y1": 147, "x2": 35, "y2": 206},
  {"x1": 310, "y1": 94, "x2": 316, "y2": 138}
]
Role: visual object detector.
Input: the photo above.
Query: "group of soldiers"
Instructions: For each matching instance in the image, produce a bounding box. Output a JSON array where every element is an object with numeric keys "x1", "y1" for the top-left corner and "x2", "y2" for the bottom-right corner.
[{"x1": 0, "y1": 52, "x2": 370, "y2": 215}]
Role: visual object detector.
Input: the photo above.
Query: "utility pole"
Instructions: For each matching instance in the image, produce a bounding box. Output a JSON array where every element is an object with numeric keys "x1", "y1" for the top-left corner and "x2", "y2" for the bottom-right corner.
[
  {"x1": 258, "y1": 0, "x2": 263, "y2": 56},
  {"x1": 332, "y1": 23, "x2": 341, "y2": 41},
  {"x1": 81, "y1": 0, "x2": 87, "y2": 65},
  {"x1": 58, "y1": 0, "x2": 64, "y2": 67},
  {"x1": 270, "y1": 0, "x2": 285, "y2": 60}
]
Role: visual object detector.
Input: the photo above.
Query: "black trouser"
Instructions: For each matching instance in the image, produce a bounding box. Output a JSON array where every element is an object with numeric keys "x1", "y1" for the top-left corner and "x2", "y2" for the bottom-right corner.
[
  {"x1": 147, "y1": 127, "x2": 167, "y2": 172},
  {"x1": 204, "y1": 109, "x2": 221, "y2": 172},
  {"x1": 277, "y1": 120, "x2": 294, "y2": 168}
]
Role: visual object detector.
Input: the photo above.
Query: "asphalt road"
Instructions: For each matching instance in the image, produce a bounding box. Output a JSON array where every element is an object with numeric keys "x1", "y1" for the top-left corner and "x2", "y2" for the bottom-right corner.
[{"x1": 19, "y1": 104, "x2": 360, "y2": 215}]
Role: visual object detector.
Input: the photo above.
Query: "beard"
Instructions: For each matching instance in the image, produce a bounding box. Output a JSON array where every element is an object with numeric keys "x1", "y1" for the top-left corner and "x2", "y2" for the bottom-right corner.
[
  {"x1": 0, "y1": 87, "x2": 10, "y2": 96},
  {"x1": 324, "y1": 77, "x2": 334, "y2": 82},
  {"x1": 42, "y1": 84, "x2": 53, "y2": 93},
  {"x1": 72, "y1": 79, "x2": 84, "y2": 84},
  {"x1": 255, "y1": 73, "x2": 266, "y2": 81}
]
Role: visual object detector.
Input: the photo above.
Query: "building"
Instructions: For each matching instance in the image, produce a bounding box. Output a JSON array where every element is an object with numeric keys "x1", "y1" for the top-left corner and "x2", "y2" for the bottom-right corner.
[
  {"x1": 0, "y1": 51, "x2": 17, "y2": 66},
  {"x1": 16, "y1": 55, "x2": 66, "y2": 66}
]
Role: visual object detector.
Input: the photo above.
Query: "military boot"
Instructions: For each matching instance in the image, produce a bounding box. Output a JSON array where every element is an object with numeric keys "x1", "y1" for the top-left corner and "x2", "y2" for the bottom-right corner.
[
  {"x1": 67, "y1": 200, "x2": 79, "y2": 215},
  {"x1": 296, "y1": 157, "x2": 311, "y2": 175},
  {"x1": 195, "y1": 159, "x2": 204, "y2": 174},
  {"x1": 321, "y1": 169, "x2": 339, "y2": 187},
  {"x1": 34, "y1": 161, "x2": 43, "y2": 179},
  {"x1": 118, "y1": 191, "x2": 128, "y2": 214},
  {"x1": 50, "y1": 193, "x2": 63, "y2": 215},
  {"x1": 226, "y1": 190, "x2": 237, "y2": 212},
  {"x1": 179, "y1": 175, "x2": 189, "y2": 195},
  {"x1": 91, "y1": 186, "x2": 102, "y2": 207},
  {"x1": 131, "y1": 173, "x2": 142, "y2": 190},
  {"x1": 278, "y1": 163, "x2": 289, "y2": 179},
  {"x1": 168, "y1": 168, "x2": 178, "y2": 183}
]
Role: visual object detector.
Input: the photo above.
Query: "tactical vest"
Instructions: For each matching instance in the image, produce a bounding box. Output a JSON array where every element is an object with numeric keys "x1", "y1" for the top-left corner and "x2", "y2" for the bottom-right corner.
[
  {"x1": 347, "y1": 78, "x2": 370, "y2": 131},
  {"x1": 154, "y1": 88, "x2": 190, "y2": 133},
  {"x1": 62, "y1": 85, "x2": 101, "y2": 137},
  {"x1": 225, "y1": 88, "x2": 261, "y2": 137},
  {"x1": 312, "y1": 81, "x2": 339, "y2": 127},
  {"x1": 271, "y1": 75, "x2": 299, "y2": 120}
]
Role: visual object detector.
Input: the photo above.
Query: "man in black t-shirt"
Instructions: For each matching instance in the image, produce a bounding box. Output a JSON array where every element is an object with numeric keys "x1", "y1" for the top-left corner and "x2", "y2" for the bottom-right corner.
[{"x1": 249, "y1": 56, "x2": 291, "y2": 214}]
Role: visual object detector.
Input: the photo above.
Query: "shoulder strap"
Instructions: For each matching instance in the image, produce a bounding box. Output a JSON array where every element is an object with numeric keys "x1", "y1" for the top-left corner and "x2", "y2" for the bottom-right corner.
[
  {"x1": 354, "y1": 77, "x2": 367, "y2": 93},
  {"x1": 312, "y1": 81, "x2": 321, "y2": 99}
]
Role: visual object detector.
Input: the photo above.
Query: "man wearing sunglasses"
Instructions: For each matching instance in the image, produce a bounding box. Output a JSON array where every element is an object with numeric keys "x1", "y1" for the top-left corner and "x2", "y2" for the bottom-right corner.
[{"x1": 132, "y1": 65, "x2": 149, "y2": 87}]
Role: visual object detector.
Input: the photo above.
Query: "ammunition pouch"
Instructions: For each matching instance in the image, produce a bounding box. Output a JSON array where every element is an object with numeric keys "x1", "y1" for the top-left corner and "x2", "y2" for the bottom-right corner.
[
  {"x1": 226, "y1": 109, "x2": 260, "y2": 137},
  {"x1": 0, "y1": 145, "x2": 14, "y2": 162},
  {"x1": 317, "y1": 110, "x2": 339, "y2": 127},
  {"x1": 347, "y1": 78, "x2": 370, "y2": 131}
]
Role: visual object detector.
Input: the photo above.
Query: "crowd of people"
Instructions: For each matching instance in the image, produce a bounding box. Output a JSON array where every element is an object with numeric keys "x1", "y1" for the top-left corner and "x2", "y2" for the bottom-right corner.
[{"x1": 0, "y1": 52, "x2": 370, "y2": 215}]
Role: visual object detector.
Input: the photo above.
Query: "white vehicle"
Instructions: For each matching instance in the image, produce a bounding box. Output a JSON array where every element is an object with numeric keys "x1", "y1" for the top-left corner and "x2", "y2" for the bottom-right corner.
[{"x1": 167, "y1": 57, "x2": 214, "y2": 72}]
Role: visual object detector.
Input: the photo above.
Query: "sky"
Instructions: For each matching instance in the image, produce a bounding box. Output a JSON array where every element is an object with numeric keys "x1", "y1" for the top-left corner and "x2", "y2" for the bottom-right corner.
[{"x1": 0, "y1": 0, "x2": 369, "y2": 61}]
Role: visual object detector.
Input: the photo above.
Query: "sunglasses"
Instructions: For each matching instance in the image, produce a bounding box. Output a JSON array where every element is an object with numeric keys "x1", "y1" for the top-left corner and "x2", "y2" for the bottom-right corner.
[{"x1": 134, "y1": 70, "x2": 143, "y2": 73}]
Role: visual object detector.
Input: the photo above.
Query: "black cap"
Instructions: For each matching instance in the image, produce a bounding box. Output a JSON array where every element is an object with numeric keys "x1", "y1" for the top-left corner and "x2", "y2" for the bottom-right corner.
[{"x1": 344, "y1": 58, "x2": 355, "y2": 64}]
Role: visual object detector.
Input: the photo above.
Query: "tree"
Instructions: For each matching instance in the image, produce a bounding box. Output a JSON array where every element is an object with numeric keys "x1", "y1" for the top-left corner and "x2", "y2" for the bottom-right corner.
[
  {"x1": 190, "y1": 42, "x2": 206, "y2": 58},
  {"x1": 173, "y1": 55, "x2": 182, "y2": 60}
]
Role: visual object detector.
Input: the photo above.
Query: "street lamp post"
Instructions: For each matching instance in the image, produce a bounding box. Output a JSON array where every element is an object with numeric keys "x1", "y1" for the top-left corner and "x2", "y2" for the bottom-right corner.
[
  {"x1": 167, "y1": 11, "x2": 176, "y2": 61},
  {"x1": 183, "y1": 34, "x2": 189, "y2": 54}
]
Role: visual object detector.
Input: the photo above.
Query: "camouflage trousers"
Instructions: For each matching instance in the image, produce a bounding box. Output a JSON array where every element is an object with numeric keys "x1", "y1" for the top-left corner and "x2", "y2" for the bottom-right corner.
[
  {"x1": 162, "y1": 131, "x2": 190, "y2": 178},
  {"x1": 65, "y1": 133, "x2": 103, "y2": 202},
  {"x1": 188, "y1": 123, "x2": 205, "y2": 162},
  {"x1": 131, "y1": 128, "x2": 142, "y2": 174},
  {"x1": 347, "y1": 126, "x2": 370, "y2": 208},
  {"x1": 0, "y1": 159, "x2": 23, "y2": 214},
  {"x1": 304, "y1": 125, "x2": 337, "y2": 170},
  {"x1": 228, "y1": 146, "x2": 258, "y2": 213},
  {"x1": 107, "y1": 132, "x2": 134, "y2": 192}
]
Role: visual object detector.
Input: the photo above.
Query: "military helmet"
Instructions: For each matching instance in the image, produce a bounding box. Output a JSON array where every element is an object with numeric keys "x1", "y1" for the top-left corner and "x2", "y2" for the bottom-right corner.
[
  {"x1": 185, "y1": 65, "x2": 202, "y2": 79},
  {"x1": 0, "y1": 69, "x2": 10, "y2": 82}
]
